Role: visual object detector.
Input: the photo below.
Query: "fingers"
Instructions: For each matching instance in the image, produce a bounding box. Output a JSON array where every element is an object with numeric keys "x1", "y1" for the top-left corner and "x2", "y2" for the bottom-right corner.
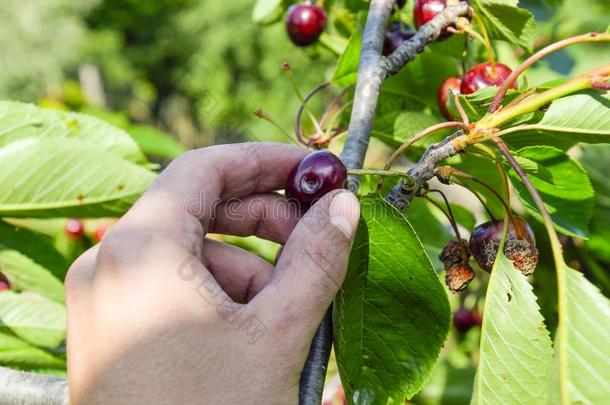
[
  {"x1": 202, "y1": 239, "x2": 274, "y2": 303},
  {"x1": 250, "y1": 190, "x2": 360, "y2": 335},
  {"x1": 113, "y1": 143, "x2": 307, "y2": 256},
  {"x1": 210, "y1": 193, "x2": 301, "y2": 244}
]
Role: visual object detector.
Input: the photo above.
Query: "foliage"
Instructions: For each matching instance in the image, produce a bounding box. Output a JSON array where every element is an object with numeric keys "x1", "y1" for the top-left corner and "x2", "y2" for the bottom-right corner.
[{"x1": 0, "y1": 0, "x2": 609, "y2": 404}]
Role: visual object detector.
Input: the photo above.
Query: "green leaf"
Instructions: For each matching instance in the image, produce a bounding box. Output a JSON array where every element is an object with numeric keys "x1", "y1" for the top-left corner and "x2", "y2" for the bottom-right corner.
[
  {"x1": 372, "y1": 110, "x2": 447, "y2": 150},
  {"x1": 505, "y1": 92, "x2": 610, "y2": 150},
  {"x1": 447, "y1": 87, "x2": 524, "y2": 123},
  {"x1": 251, "y1": 0, "x2": 283, "y2": 24},
  {"x1": 473, "y1": 0, "x2": 536, "y2": 51},
  {"x1": 0, "y1": 101, "x2": 146, "y2": 163},
  {"x1": 0, "y1": 330, "x2": 65, "y2": 370},
  {"x1": 332, "y1": 28, "x2": 362, "y2": 87},
  {"x1": 0, "y1": 292, "x2": 66, "y2": 349},
  {"x1": 126, "y1": 125, "x2": 186, "y2": 159},
  {"x1": 554, "y1": 264, "x2": 610, "y2": 404},
  {"x1": 0, "y1": 138, "x2": 156, "y2": 218},
  {"x1": 0, "y1": 250, "x2": 65, "y2": 303},
  {"x1": 0, "y1": 219, "x2": 70, "y2": 280},
  {"x1": 509, "y1": 146, "x2": 594, "y2": 238},
  {"x1": 334, "y1": 195, "x2": 451, "y2": 404},
  {"x1": 471, "y1": 250, "x2": 554, "y2": 404}
]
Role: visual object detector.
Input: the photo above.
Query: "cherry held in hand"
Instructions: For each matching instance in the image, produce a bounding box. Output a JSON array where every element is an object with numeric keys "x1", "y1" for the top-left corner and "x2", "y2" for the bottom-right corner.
[
  {"x1": 285, "y1": 150, "x2": 347, "y2": 209},
  {"x1": 286, "y1": 3, "x2": 327, "y2": 47}
]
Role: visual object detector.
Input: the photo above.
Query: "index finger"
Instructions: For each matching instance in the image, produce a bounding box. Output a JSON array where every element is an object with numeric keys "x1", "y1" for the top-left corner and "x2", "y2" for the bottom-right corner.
[{"x1": 116, "y1": 143, "x2": 307, "y2": 249}]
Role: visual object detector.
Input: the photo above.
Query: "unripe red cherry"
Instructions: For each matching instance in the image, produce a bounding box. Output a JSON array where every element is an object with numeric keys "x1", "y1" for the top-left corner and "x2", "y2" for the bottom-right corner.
[
  {"x1": 453, "y1": 308, "x2": 482, "y2": 333},
  {"x1": 383, "y1": 22, "x2": 414, "y2": 56},
  {"x1": 0, "y1": 272, "x2": 10, "y2": 292},
  {"x1": 413, "y1": 0, "x2": 465, "y2": 39},
  {"x1": 285, "y1": 150, "x2": 347, "y2": 209},
  {"x1": 65, "y1": 218, "x2": 85, "y2": 239},
  {"x1": 437, "y1": 76, "x2": 462, "y2": 120},
  {"x1": 469, "y1": 217, "x2": 539, "y2": 275},
  {"x1": 460, "y1": 62, "x2": 516, "y2": 94},
  {"x1": 93, "y1": 227, "x2": 107, "y2": 243},
  {"x1": 285, "y1": 3, "x2": 327, "y2": 47}
]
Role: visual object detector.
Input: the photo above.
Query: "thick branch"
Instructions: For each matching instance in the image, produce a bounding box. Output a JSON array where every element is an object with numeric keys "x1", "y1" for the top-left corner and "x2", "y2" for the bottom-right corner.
[
  {"x1": 340, "y1": 0, "x2": 395, "y2": 191},
  {"x1": 0, "y1": 366, "x2": 68, "y2": 405},
  {"x1": 383, "y1": 2, "x2": 471, "y2": 75},
  {"x1": 385, "y1": 131, "x2": 464, "y2": 210}
]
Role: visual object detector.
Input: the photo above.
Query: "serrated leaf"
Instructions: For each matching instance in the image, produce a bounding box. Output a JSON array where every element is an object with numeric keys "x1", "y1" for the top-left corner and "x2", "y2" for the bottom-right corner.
[
  {"x1": 509, "y1": 146, "x2": 594, "y2": 238},
  {"x1": 0, "y1": 138, "x2": 156, "y2": 218},
  {"x1": 0, "y1": 250, "x2": 65, "y2": 303},
  {"x1": 474, "y1": 0, "x2": 536, "y2": 51},
  {"x1": 334, "y1": 195, "x2": 451, "y2": 404},
  {"x1": 0, "y1": 330, "x2": 65, "y2": 370},
  {"x1": 0, "y1": 101, "x2": 145, "y2": 163},
  {"x1": 252, "y1": 0, "x2": 283, "y2": 24},
  {"x1": 554, "y1": 264, "x2": 610, "y2": 404},
  {"x1": 0, "y1": 292, "x2": 66, "y2": 349},
  {"x1": 447, "y1": 87, "x2": 524, "y2": 123},
  {"x1": 471, "y1": 250, "x2": 554, "y2": 404},
  {"x1": 505, "y1": 92, "x2": 610, "y2": 150}
]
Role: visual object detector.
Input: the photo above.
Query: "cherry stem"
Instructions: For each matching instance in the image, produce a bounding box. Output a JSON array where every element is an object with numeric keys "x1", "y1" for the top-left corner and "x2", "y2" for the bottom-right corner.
[
  {"x1": 454, "y1": 93, "x2": 469, "y2": 125},
  {"x1": 472, "y1": 143, "x2": 512, "y2": 212},
  {"x1": 295, "y1": 82, "x2": 331, "y2": 146},
  {"x1": 464, "y1": 17, "x2": 495, "y2": 70},
  {"x1": 493, "y1": 138, "x2": 564, "y2": 265},
  {"x1": 253, "y1": 109, "x2": 293, "y2": 140},
  {"x1": 427, "y1": 189, "x2": 461, "y2": 241},
  {"x1": 488, "y1": 32, "x2": 610, "y2": 113},
  {"x1": 448, "y1": 167, "x2": 512, "y2": 218},
  {"x1": 378, "y1": 121, "x2": 467, "y2": 189},
  {"x1": 348, "y1": 168, "x2": 415, "y2": 181}
]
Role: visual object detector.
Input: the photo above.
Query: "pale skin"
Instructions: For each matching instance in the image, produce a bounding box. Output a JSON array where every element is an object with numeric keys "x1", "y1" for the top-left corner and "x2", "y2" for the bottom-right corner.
[{"x1": 65, "y1": 143, "x2": 360, "y2": 404}]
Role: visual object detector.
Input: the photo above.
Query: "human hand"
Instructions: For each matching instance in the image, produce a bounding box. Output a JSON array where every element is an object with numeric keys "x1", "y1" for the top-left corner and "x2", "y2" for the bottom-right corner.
[{"x1": 65, "y1": 143, "x2": 360, "y2": 404}]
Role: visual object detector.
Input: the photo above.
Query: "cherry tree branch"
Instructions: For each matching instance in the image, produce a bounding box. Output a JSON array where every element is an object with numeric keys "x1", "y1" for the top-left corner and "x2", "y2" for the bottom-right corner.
[
  {"x1": 340, "y1": 0, "x2": 472, "y2": 191},
  {"x1": 0, "y1": 366, "x2": 68, "y2": 405}
]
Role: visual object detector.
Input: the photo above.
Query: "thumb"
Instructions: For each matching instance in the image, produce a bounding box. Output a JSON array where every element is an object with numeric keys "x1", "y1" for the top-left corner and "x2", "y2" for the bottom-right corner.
[{"x1": 251, "y1": 190, "x2": 360, "y2": 335}]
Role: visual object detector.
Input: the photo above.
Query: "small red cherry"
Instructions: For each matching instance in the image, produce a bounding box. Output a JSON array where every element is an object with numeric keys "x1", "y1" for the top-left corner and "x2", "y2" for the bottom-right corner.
[
  {"x1": 413, "y1": 0, "x2": 466, "y2": 39},
  {"x1": 285, "y1": 3, "x2": 327, "y2": 47},
  {"x1": 93, "y1": 227, "x2": 107, "y2": 243},
  {"x1": 453, "y1": 308, "x2": 482, "y2": 333},
  {"x1": 437, "y1": 76, "x2": 462, "y2": 120},
  {"x1": 285, "y1": 150, "x2": 347, "y2": 209},
  {"x1": 460, "y1": 62, "x2": 516, "y2": 94},
  {"x1": 65, "y1": 218, "x2": 85, "y2": 239},
  {"x1": 0, "y1": 272, "x2": 10, "y2": 292}
]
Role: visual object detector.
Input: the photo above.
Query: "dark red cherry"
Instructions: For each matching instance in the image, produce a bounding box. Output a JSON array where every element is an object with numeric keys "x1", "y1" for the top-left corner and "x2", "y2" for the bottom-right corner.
[
  {"x1": 285, "y1": 3, "x2": 327, "y2": 47},
  {"x1": 65, "y1": 218, "x2": 85, "y2": 239},
  {"x1": 413, "y1": 0, "x2": 465, "y2": 38},
  {"x1": 285, "y1": 150, "x2": 347, "y2": 209},
  {"x1": 383, "y1": 22, "x2": 414, "y2": 56},
  {"x1": 460, "y1": 62, "x2": 516, "y2": 94},
  {"x1": 453, "y1": 308, "x2": 482, "y2": 333},
  {"x1": 437, "y1": 76, "x2": 462, "y2": 120},
  {"x1": 0, "y1": 272, "x2": 10, "y2": 292},
  {"x1": 469, "y1": 217, "x2": 539, "y2": 275}
]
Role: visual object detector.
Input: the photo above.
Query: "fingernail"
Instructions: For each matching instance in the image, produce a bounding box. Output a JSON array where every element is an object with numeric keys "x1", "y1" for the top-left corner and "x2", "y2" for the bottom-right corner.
[{"x1": 329, "y1": 191, "x2": 360, "y2": 239}]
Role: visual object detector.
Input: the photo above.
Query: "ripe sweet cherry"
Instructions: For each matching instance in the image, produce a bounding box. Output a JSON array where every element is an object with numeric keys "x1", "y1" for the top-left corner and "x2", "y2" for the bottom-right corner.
[
  {"x1": 460, "y1": 62, "x2": 516, "y2": 94},
  {"x1": 286, "y1": 2, "x2": 327, "y2": 47},
  {"x1": 65, "y1": 218, "x2": 85, "y2": 239},
  {"x1": 437, "y1": 76, "x2": 462, "y2": 120},
  {"x1": 413, "y1": 0, "x2": 466, "y2": 39},
  {"x1": 285, "y1": 150, "x2": 347, "y2": 209},
  {"x1": 383, "y1": 22, "x2": 414, "y2": 56},
  {"x1": 469, "y1": 217, "x2": 539, "y2": 275}
]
